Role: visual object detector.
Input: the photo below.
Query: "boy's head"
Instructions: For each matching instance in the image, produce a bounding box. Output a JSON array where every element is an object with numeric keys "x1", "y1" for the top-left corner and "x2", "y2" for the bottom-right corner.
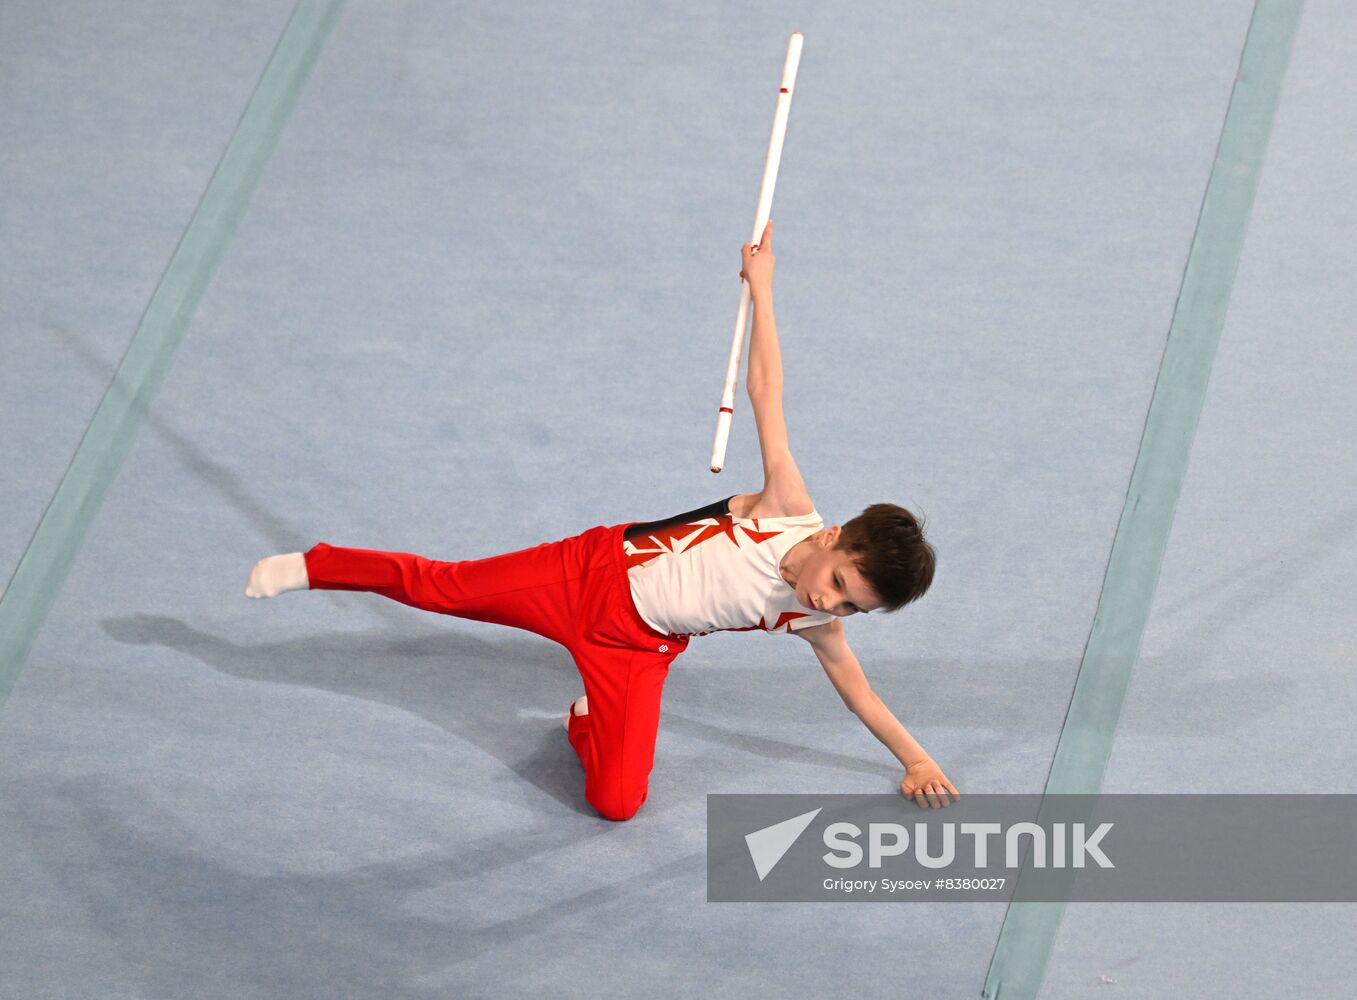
[
  {"x1": 796, "y1": 503, "x2": 936, "y2": 616},
  {"x1": 837, "y1": 503, "x2": 936, "y2": 612}
]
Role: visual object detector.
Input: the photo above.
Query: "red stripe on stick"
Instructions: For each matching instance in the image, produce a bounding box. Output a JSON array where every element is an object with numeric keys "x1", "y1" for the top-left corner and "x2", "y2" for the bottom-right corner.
[{"x1": 720, "y1": 407, "x2": 733, "y2": 414}]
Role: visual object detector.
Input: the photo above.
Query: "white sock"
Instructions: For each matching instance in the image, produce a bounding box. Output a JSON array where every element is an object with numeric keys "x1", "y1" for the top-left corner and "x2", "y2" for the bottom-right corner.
[
  {"x1": 562, "y1": 694, "x2": 588, "y2": 730},
  {"x1": 245, "y1": 552, "x2": 309, "y2": 599}
]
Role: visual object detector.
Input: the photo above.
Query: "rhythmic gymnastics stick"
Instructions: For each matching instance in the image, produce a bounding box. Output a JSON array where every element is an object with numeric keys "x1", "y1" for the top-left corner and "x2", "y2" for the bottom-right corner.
[{"x1": 710, "y1": 31, "x2": 804, "y2": 474}]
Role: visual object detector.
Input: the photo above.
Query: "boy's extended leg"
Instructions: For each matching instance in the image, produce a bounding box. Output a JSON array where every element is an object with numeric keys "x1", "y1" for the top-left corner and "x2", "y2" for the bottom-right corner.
[{"x1": 300, "y1": 538, "x2": 582, "y2": 645}]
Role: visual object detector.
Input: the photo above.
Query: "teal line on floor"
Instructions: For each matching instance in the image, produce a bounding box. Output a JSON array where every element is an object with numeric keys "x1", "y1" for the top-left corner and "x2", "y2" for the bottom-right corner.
[
  {"x1": 981, "y1": 2, "x2": 1302, "y2": 997},
  {"x1": 0, "y1": 0, "x2": 346, "y2": 711}
]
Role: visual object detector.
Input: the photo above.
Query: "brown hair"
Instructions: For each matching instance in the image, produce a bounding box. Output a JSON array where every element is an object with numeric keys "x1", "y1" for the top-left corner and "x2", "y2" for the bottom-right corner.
[{"x1": 835, "y1": 503, "x2": 936, "y2": 612}]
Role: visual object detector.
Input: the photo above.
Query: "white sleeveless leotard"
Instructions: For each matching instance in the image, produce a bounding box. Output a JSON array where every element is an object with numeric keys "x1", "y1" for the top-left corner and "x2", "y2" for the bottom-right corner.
[{"x1": 623, "y1": 496, "x2": 837, "y2": 639}]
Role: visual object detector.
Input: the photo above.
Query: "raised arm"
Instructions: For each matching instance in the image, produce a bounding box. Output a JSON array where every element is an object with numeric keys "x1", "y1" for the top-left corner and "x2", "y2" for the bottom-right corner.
[
  {"x1": 741, "y1": 222, "x2": 811, "y2": 509},
  {"x1": 796, "y1": 618, "x2": 960, "y2": 808}
]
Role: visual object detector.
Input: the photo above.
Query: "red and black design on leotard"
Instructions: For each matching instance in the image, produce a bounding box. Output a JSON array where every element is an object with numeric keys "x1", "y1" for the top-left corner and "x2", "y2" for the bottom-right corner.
[{"x1": 623, "y1": 495, "x2": 737, "y2": 542}]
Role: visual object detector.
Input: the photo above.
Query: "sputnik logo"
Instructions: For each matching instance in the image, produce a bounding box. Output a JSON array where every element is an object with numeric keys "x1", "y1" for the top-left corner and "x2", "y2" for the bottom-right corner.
[{"x1": 745, "y1": 808, "x2": 822, "y2": 881}]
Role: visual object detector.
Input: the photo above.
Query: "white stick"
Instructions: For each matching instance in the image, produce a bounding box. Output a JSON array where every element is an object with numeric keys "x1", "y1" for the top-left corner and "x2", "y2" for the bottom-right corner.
[{"x1": 710, "y1": 31, "x2": 804, "y2": 474}]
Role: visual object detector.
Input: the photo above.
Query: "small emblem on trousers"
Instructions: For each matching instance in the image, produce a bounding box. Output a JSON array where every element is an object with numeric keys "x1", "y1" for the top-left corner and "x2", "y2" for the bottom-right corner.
[{"x1": 659, "y1": 644, "x2": 669, "y2": 653}]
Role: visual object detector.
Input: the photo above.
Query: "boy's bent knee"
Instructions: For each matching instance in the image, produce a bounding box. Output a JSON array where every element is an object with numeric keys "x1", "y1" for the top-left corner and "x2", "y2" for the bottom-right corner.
[{"x1": 589, "y1": 785, "x2": 649, "y2": 822}]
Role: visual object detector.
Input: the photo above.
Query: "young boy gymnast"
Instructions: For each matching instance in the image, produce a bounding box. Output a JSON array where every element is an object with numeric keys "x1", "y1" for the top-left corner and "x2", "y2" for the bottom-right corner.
[{"x1": 245, "y1": 219, "x2": 959, "y2": 821}]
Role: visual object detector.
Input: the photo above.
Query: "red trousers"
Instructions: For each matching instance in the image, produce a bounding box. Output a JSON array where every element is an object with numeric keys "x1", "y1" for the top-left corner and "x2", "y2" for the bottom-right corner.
[{"x1": 302, "y1": 521, "x2": 689, "y2": 821}]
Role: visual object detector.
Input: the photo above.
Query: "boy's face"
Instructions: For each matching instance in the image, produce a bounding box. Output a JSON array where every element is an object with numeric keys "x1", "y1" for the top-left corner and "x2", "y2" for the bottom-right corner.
[{"x1": 793, "y1": 527, "x2": 883, "y2": 617}]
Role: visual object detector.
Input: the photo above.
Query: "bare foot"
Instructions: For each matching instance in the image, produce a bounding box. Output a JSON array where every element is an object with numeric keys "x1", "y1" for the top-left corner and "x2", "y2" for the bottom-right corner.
[{"x1": 245, "y1": 553, "x2": 309, "y2": 599}]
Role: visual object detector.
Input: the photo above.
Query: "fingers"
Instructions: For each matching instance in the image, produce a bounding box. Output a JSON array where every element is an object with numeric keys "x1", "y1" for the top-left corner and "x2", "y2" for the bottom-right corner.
[
  {"x1": 742, "y1": 220, "x2": 772, "y2": 255},
  {"x1": 908, "y1": 781, "x2": 956, "y2": 809}
]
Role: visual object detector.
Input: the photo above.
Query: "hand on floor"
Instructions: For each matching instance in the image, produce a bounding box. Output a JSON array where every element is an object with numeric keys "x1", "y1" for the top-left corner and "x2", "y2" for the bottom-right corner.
[{"x1": 900, "y1": 756, "x2": 960, "y2": 809}]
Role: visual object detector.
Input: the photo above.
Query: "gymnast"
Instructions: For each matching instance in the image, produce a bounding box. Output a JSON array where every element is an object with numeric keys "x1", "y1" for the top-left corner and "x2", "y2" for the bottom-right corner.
[{"x1": 245, "y1": 220, "x2": 959, "y2": 821}]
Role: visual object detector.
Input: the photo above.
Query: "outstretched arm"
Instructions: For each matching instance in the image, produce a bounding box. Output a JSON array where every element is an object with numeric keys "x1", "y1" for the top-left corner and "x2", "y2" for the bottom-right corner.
[
  {"x1": 741, "y1": 222, "x2": 812, "y2": 510},
  {"x1": 797, "y1": 618, "x2": 960, "y2": 808},
  {"x1": 742, "y1": 220, "x2": 783, "y2": 391}
]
